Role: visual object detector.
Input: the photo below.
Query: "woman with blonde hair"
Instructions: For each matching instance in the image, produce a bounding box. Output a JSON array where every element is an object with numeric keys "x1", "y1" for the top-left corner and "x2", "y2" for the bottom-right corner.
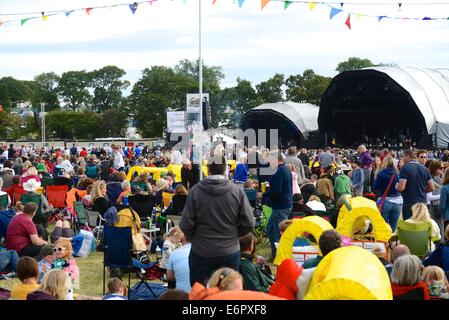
[
  {"x1": 89, "y1": 180, "x2": 110, "y2": 217},
  {"x1": 406, "y1": 203, "x2": 441, "y2": 250},
  {"x1": 207, "y1": 267, "x2": 244, "y2": 291},
  {"x1": 422, "y1": 265, "x2": 449, "y2": 299},
  {"x1": 27, "y1": 269, "x2": 70, "y2": 300}
]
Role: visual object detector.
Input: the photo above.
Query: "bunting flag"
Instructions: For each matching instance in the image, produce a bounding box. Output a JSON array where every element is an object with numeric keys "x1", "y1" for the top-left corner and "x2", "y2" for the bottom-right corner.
[
  {"x1": 378, "y1": 15, "x2": 386, "y2": 22},
  {"x1": 261, "y1": 0, "x2": 270, "y2": 10},
  {"x1": 41, "y1": 12, "x2": 48, "y2": 21},
  {"x1": 422, "y1": 17, "x2": 432, "y2": 20},
  {"x1": 309, "y1": 2, "x2": 316, "y2": 11},
  {"x1": 212, "y1": 0, "x2": 218, "y2": 4},
  {"x1": 21, "y1": 18, "x2": 31, "y2": 26},
  {"x1": 65, "y1": 10, "x2": 73, "y2": 17},
  {"x1": 129, "y1": 2, "x2": 139, "y2": 14},
  {"x1": 345, "y1": 14, "x2": 351, "y2": 29},
  {"x1": 148, "y1": 0, "x2": 155, "y2": 5},
  {"x1": 330, "y1": 7, "x2": 342, "y2": 20},
  {"x1": 284, "y1": 1, "x2": 292, "y2": 10},
  {"x1": 85, "y1": 7, "x2": 94, "y2": 15},
  {"x1": 238, "y1": 0, "x2": 245, "y2": 8}
]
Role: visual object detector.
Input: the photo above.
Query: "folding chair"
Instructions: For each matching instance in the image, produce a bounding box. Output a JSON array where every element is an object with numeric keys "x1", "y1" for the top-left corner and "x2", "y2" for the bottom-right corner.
[
  {"x1": 73, "y1": 201, "x2": 89, "y2": 233},
  {"x1": 103, "y1": 225, "x2": 158, "y2": 298},
  {"x1": 86, "y1": 207, "x2": 106, "y2": 243},
  {"x1": 41, "y1": 176, "x2": 54, "y2": 190},
  {"x1": 244, "y1": 189, "x2": 258, "y2": 208},
  {"x1": 0, "y1": 194, "x2": 9, "y2": 211},
  {"x1": 130, "y1": 181, "x2": 148, "y2": 192},
  {"x1": 396, "y1": 220, "x2": 432, "y2": 259},
  {"x1": 128, "y1": 194, "x2": 156, "y2": 219},
  {"x1": 20, "y1": 193, "x2": 47, "y2": 227},
  {"x1": 46, "y1": 185, "x2": 69, "y2": 224},
  {"x1": 11, "y1": 186, "x2": 25, "y2": 206}
]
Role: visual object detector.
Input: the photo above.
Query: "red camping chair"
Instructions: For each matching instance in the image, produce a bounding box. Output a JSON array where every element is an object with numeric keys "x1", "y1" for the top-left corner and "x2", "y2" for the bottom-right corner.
[
  {"x1": 46, "y1": 185, "x2": 69, "y2": 209},
  {"x1": 11, "y1": 186, "x2": 26, "y2": 206}
]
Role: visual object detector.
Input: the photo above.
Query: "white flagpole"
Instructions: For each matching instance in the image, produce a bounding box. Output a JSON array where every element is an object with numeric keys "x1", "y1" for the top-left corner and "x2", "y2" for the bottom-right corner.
[{"x1": 198, "y1": 0, "x2": 203, "y2": 181}]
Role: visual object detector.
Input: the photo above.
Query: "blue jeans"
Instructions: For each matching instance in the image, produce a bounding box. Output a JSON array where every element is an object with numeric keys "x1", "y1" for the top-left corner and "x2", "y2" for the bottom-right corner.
[
  {"x1": 0, "y1": 250, "x2": 19, "y2": 273},
  {"x1": 267, "y1": 207, "x2": 291, "y2": 261},
  {"x1": 381, "y1": 200, "x2": 401, "y2": 232},
  {"x1": 189, "y1": 250, "x2": 240, "y2": 286}
]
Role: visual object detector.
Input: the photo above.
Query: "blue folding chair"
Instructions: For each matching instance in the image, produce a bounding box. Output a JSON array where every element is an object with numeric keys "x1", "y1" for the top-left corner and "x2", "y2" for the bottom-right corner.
[
  {"x1": 244, "y1": 189, "x2": 258, "y2": 208},
  {"x1": 103, "y1": 224, "x2": 158, "y2": 299}
]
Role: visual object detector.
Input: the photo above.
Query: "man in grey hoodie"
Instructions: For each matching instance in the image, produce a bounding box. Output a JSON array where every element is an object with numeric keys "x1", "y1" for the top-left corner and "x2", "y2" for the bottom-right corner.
[{"x1": 180, "y1": 155, "x2": 255, "y2": 286}]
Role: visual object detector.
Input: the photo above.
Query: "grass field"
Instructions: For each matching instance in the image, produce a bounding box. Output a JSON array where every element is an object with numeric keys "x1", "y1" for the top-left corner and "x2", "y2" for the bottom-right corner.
[{"x1": 0, "y1": 238, "x2": 274, "y2": 299}]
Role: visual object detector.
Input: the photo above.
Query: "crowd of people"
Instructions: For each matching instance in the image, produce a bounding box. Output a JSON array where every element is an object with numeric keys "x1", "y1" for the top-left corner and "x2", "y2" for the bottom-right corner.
[{"x1": 0, "y1": 141, "x2": 449, "y2": 300}]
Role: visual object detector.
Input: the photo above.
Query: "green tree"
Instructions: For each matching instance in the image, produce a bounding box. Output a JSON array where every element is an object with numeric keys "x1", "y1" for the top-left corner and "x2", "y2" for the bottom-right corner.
[
  {"x1": 0, "y1": 77, "x2": 36, "y2": 111},
  {"x1": 57, "y1": 71, "x2": 92, "y2": 110},
  {"x1": 256, "y1": 73, "x2": 285, "y2": 103},
  {"x1": 335, "y1": 57, "x2": 375, "y2": 73},
  {"x1": 90, "y1": 66, "x2": 130, "y2": 112},
  {"x1": 0, "y1": 112, "x2": 22, "y2": 139},
  {"x1": 98, "y1": 107, "x2": 129, "y2": 137},
  {"x1": 285, "y1": 69, "x2": 332, "y2": 105},
  {"x1": 32, "y1": 72, "x2": 60, "y2": 112},
  {"x1": 46, "y1": 109, "x2": 101, "y2": 139}
]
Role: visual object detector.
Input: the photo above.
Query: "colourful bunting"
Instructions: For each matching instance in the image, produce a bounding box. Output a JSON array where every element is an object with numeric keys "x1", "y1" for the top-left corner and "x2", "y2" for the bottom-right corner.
[
  {"x1": 41, "y1": 12, "x2": 48, "y2": 21},
  {"x1": 330, "y1": 7, "x2": 342, "y2": 20},
  {"x1": 345, "y1": 14, "x2": 351, "y2": 29},
  {"x1": 129, "y1": 2, "x2": 139, "y2": 14},
  {"x1": 284, "y1": 1, "x2": 292, "y2": 10},
  {"x1": 238, "y1": 0, "x2": 245, "y2": 8},
  {"x1": 85, "y1": 8, "x2": 94, "y2": 15},
  {"x1": 148, "y1": 0, "x2": 155, "y2": 5},
  {"x1": 378, "y1": 15, "x2": 386, "y2": 21},
  {"x1": 212, "y1": 0, "x2": 217, "y2": 4},
  {"x1": 261, "y1": 0, "x2": 270, "y2": 10},
  {"x1": 422, "y1": 17, "x2": 432, "y2": 20},
  {"x1": 21, "y1": 18, "x2": 31, "y2": 26},
  {"x1": 65, "y1": 10, "x2": 73, "y2": 17},
  {"x1": 309, "y1": 2, "x2": 316, "y2": 11}
]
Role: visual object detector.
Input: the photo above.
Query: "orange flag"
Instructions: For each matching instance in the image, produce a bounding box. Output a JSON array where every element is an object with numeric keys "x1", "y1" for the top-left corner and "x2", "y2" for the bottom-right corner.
[{"x1": 261, "y1": 0, "x2": 270, "y2": 10}]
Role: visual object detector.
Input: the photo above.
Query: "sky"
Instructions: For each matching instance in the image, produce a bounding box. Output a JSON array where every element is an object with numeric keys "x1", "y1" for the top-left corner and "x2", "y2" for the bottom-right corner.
[{"x1": 0, "y1": 0, "x2": 449, "y2": 91}]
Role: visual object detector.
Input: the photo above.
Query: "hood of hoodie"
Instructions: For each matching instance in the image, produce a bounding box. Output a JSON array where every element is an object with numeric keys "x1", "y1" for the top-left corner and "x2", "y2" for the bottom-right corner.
[
  {"x1": 195, "y1": 178, "x2": 233, "y2": 196},
  {"x1": 1, "y1": 167, "x2": 14, "y2": 174}
]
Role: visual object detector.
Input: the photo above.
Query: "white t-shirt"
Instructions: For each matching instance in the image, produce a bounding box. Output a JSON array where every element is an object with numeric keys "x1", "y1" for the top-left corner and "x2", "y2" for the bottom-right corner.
[{"x1": 113, "y1": 151, "x2": 125, "y2": 169}]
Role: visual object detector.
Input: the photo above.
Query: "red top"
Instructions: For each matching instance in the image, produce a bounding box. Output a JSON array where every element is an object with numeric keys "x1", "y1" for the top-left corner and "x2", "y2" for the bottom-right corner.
[
  {"x1": 80, "y1": 150, "x2": 88, "y2": 158},
  {"x1": 6, "y1": 214, "x2": 37, "y2": 252},
  {"x1": 391, "y1": 282, "x2": 430, "y2": 300}
]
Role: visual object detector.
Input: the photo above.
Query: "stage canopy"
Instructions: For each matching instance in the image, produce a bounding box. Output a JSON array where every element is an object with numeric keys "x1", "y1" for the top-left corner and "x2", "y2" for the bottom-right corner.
[
  {"x1": 319, "y1": 67, "x2": 449, "y2": 148},
  {"x1": 242, "y1": 102, "x2": 319, "y2": 147}
]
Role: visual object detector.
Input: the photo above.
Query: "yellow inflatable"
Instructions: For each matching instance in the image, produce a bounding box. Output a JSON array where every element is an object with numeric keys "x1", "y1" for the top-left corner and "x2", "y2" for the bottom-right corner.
[
  {"x1": 273, "y1": 216, "x2": 334, "y2": 266},
  {"x1": 336, "y1": 197, "x2": 392, "y2": 242},
  {"x1": 304, "y1": 246, "x2": 392, "y2": 300}
]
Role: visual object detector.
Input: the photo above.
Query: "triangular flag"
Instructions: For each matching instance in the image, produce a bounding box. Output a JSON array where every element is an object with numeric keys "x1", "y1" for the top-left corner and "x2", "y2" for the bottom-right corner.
[
  {"x1": 21, "y1": 18, "x2": 31, "y2": 26},
  {"x1": 129, "y1": 2, "x2": 138, "y2": 14},
  {"x1": 85, "y1": 8, "x2": 93, "y2": 15},
  {"x1": 42, "y1": 12, "x2": 48, "y2": 21},
  {"x1": 378, "y1": 15, "x2": 386, "y2": 22},
  {"x1": 330, "y1": 7, "x2": 342, "y2": 20},
  {"x1": 345, "y1": 14, "x2": 351, "y2": 29},
  {"x1": 332, "y1": 138, "x2": 336, "y2": 145},
  {"x1": 212, "y1": 0, "x2": 217, "y2": 4},
  {"x1": 261, "y1": 0, "x2": 270, "y2": 10},
  {"x1": 148, "y1": 0, "x2": 155, "y2": 5},
  {"x1": 284, "y1": 1, "x2": 292, "y2": 10},
  {"x1": 422, "y1": 17, "x2": 432, "y2": 20},
  {"x1": 65, "y1": 10, "x2": 73, "y2": 17},
  {"x1": 309, "y1": 2, "x2": 316, "y2": 11},
  {"x1": 238, "y1": 0, "x2": 245, "y2": 8}
]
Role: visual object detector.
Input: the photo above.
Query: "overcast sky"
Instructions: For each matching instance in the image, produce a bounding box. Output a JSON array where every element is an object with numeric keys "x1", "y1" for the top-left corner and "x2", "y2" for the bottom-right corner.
[{"x1": 0, "y1": 0, "x2": 448, "y2": 90}]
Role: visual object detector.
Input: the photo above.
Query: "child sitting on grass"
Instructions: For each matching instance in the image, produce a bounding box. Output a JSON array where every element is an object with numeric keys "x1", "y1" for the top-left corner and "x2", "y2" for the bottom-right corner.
[
  {"x1": 38, "y1": 245, "x2": 55, "y2": 283},
  {"x1": 52, "y1": 238, "x2": 79, "y2": 299},
  {"x1": 103, "y1": 278, "x2": 128, "y2": 300},
  {"x1": 159, "y1": 226, "x2": 183, "y2": 270},
  {"x1": 10, "y1": 256, "x2": 39, "y2": 300}
]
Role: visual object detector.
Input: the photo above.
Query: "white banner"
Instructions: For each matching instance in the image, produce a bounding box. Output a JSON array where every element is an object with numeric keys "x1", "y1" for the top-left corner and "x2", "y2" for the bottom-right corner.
[{"x1": 167, "y1": 111, "x2": 186, "y2": 133}]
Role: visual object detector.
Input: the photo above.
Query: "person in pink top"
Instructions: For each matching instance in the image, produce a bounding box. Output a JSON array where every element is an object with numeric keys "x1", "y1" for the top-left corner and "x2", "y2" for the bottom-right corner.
[{"x1": 288, "y1": 164, "x2": 301, "y2": 195}]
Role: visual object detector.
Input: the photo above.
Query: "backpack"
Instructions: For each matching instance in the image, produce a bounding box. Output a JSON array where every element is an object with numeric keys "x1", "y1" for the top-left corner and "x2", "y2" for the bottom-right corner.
[{"x1": 85, "y1": 164, "x2": 99, "y2": 179}]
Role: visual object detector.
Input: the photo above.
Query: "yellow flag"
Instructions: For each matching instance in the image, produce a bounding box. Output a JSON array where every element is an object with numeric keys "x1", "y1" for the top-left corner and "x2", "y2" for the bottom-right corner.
[
  {"x1": 309, "y1": 2, "x2": 316, "y2": 11},
  {"x1": 42, "y1": 15, "x2": 48, "y2": 21}
]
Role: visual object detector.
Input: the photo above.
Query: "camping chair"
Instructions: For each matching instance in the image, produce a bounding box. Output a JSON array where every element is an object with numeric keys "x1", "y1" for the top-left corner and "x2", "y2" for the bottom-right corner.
[
  {"x1": 73, "y1": 201, "x2": 89, "y2": 233},
  {"x1": 46, "y1": 185, "x2": 69, "y2": 223},
  {"x1": 254, "y1": 205, "x2": 272, "y2": 247},
  {"x1": 162, "y1": 192, "x2": 174, "y2": 209},
  {"x1": 128, "y1": 194, "x2": 156, "y2": 219},
  {"x1": 102, "y1": 225, "x2": 158, "y2": 298},
  {"x1": 41, "y1": 176, "x2": 54, "y2": 190},
  {"x1": 244, "y1": 189, "x2": 258, "y2": 208},
  {"x1": 20, "y1": 193, "x2": 49, "y2": 227},
  {"x1": 130, "y1": 181, "x2": 148, "y2": 192},
  {"x1": 86, "y1": 207, "x2": 106, "y2": 244},
  {"x1": 0, "y1": 194, "x2": 9, "y2": 211},
  {"x1": 169, "y1": 194, "x2": 187, "y2": 216},
  {"x1": 11, "y1": 186, "x2": 25, "y2": 206},
  {"x1": 396, "y1": 220, "x2": 432, "y2": 258},
  {"x1": 423, "y1": 243, "x2": 449, "y2": 276}
]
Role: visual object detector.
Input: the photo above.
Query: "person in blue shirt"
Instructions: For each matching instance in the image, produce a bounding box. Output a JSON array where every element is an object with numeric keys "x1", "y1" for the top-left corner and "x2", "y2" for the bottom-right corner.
[
  {"x1": 234, "y1": 156, "x2": 249, "y2": 183},
  {"x1": 350, "y1": 159, "x2": 364, "y2": 196}
]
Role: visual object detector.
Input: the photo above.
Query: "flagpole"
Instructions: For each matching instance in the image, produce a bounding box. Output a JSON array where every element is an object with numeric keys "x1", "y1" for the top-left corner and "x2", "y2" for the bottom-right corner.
[{"x1": 198, "y1": 0, "x2": 203, "y2": 181}]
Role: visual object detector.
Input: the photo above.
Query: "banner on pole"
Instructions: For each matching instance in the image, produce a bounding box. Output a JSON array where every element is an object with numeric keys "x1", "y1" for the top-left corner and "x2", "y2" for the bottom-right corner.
[{"x1": 166, "y1": 111, "x2": 186, "y2": 133}]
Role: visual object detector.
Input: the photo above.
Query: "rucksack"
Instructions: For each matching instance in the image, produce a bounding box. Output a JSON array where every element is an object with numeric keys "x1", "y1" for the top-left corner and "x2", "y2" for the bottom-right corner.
[{"x1": 85, "y1": 164, "x2": 99, "y2": 178}]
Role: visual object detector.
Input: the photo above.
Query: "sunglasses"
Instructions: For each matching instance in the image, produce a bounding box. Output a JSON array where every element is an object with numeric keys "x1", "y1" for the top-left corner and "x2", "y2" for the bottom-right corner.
[
  {"x1": 53, "y1": 247, "x2": 65, "y2": 252},
  {"x1": 419, "y1": 156, "x2": 427, "y2": 158}
]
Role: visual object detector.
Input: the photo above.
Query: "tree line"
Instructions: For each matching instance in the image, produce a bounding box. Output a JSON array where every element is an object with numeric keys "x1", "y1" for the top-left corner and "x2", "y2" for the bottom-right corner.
[{"x1": 0, "y1": 57, "x2": 391, "y2": 140}]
